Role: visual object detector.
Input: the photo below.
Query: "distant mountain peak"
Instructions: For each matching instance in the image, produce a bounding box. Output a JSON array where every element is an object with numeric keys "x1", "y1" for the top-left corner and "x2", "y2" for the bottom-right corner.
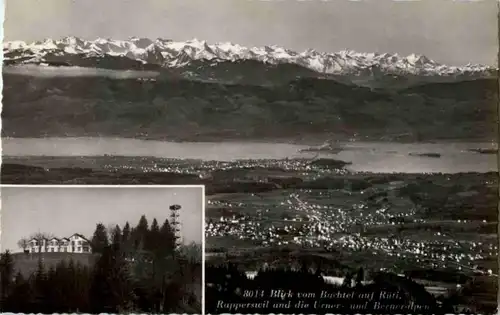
[{"x1": 3, "y1": 37, "x2": 495, "y2": 78}]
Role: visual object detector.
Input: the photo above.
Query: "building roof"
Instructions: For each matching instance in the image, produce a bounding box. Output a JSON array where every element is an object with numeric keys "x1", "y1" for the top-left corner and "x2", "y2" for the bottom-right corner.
[
  {"x1": 27, "y1": 234, "x2": 89, "y2": 243},
  {"x1": 29, "y1": 237, "x2": 48, "y2": 242},
  {"x1": 69, "y1": 233, "x2": 91, "y2": 242}
]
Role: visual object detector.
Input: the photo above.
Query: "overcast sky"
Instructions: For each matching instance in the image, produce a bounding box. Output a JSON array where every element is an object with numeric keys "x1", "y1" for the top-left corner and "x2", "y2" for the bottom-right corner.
[
  {"x1": 1, "y1": 186, "x2": 204, "y2": 252},
  {"x1": 3, "y1": 0, "x2": 498, "y2": 66}
]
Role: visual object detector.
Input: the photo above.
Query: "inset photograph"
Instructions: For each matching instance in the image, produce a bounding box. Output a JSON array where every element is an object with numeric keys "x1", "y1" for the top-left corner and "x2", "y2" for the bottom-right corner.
[{"x1": 0, "y1": 185, "x2": 204, "y2": 314}]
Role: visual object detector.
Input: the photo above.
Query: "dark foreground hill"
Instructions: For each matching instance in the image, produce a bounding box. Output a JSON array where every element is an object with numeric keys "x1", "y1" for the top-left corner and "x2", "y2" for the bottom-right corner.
[{"x1": 2, "y1": 73, "x2": 497, "y2": 142}]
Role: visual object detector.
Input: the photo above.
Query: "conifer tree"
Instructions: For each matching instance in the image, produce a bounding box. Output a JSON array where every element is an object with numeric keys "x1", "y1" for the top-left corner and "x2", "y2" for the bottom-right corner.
[
  {"x1": 0, "y1": 251, "x2": 14, "y2": 309},
  {"x1": 45, "y1": 266, "x2": 57, "y2": 312},
  {"x1": 112, "y1": 225, "x2": 122, "y2": 246},
  {"x1": 122, "y1": 222, "x2": 131, "y2": 244},
  {"x1": 33, "y1": 257, "x2": 48, "y2": 313},
  {"x1": 160, "y1": 218, "x2": 176, "y2": 257},
  {"x1": 55, "y1": 260, "x2": 71, "y2": 312},
  {"x1": 91, "y1": 223, "x2": 109, "y2": 254},
  {"x1": 73, "y1": 262, "x2": 91, "y2": 312},
  {"x1": 134, "y1": 215, "x2": 149, "y2": 250},
  {"x1": 147, "y1": 218, "x2": 161, "y2": 252},
  {"x1": 137, "y1": 215, "x2": 149, "y2": 232},
  {"x1": 35, "y1": 256, "x2": 46, "y2": 280},
  {"x1": 89, "y1": 245, "x2": 135, "y2": 313},
  {"x1": 151, "y1": 218, "x2": 160, "y2": 232},
  {"x1": 6, "y1": 272, "x2": 31, "y2": 313}
]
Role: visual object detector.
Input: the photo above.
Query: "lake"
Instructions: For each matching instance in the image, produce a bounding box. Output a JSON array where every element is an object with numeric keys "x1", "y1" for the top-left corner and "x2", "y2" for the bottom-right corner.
[{"x1": 2, "y1": 137, "x2": 497, "y2": 174}]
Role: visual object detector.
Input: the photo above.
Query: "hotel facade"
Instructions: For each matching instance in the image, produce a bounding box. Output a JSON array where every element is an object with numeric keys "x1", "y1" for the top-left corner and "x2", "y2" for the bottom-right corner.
[{"x1": 27, "y1": 233, "x2": 92, "y2": 254}]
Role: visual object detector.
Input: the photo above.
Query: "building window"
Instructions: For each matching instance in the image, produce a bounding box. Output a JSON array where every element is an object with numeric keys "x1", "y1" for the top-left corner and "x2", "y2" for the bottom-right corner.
[
  {"x1": 51, "y1": 248, "x2": 54, "y2": 252},
  {"x1": 77, "y1": 247, "x2": 82, "y2": 252}
]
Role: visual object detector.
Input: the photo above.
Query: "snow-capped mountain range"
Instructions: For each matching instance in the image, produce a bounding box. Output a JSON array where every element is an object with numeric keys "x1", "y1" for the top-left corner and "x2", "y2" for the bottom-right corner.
[{"x1": 3, "y1": 36, "x2": 496, "y2": 78}]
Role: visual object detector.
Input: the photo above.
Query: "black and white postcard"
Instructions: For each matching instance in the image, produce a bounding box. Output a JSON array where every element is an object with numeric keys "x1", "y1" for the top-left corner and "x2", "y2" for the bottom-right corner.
[
  {"x1": 1, "y1": 0, "x2": 499, "y2": 314},
  {"x1": 0, "y1": 185, "x2": 204, "y2": 314}
]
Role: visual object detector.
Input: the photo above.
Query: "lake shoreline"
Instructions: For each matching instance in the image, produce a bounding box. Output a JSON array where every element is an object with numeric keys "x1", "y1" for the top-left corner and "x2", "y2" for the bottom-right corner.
[{"x1": 2, "y1": 137, "x2": 496, "y2": 173}]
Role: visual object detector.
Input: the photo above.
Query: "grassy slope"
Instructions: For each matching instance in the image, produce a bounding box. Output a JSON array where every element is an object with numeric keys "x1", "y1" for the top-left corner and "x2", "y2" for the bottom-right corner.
[{"x1": 11, "y1": 252, "x2": 99, "y2": 277}]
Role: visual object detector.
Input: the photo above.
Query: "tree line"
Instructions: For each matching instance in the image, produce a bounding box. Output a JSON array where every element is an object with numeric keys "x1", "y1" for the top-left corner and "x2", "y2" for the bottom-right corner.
[{"x1": 1, "y1": 215, "x2": 202, "y2": 314}]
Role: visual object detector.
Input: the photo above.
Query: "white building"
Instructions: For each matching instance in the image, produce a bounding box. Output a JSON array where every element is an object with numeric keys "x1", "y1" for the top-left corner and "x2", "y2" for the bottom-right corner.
[
  {"x1": 27, "y1": 233, "x2": 92, "y2": 254},
  {"x1": 69, "y1": 234, "x2": 91, "y2": 253},
  {"x1": 59, "y1": 238, "x2": 71, "y2": 252},
  {"x1": 47, "y1": 238, "x2": 60, "y2": 252}
]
